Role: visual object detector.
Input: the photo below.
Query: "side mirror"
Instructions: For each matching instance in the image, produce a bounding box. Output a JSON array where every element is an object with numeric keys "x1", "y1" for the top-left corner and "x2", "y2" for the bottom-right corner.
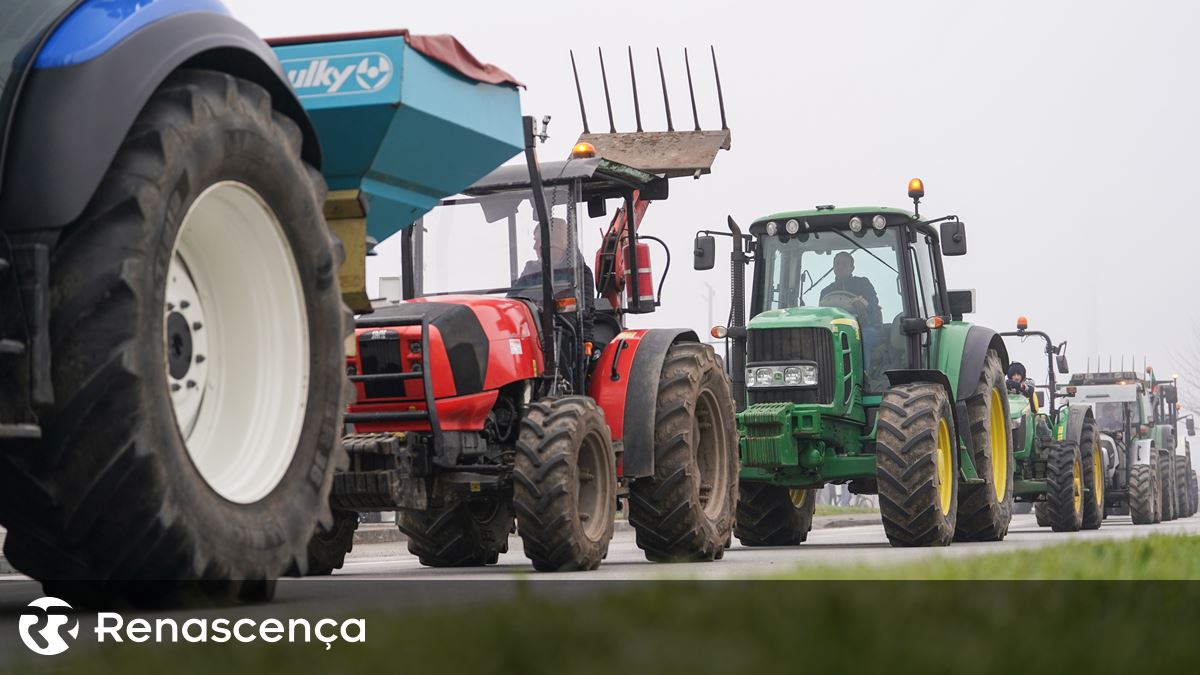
[
  {"x1": 947, "y1": 289, "x2": 975, "y2": 319},
  {"x1": 940, "y1": 220, "x2": 967, "y2": 256},
  {"x1": 693, "y1": 235, "x2": 716, "y2": 271},
  {"x1": 1056, "y1": 354, "x2": 1070, "y2": 374},
  {"x1": 587, "y1": 197, "x2": 607, "y2": 218},
  {"x1": 1164, "y1": 384, "x2": 1179, "y2": 405},
  {"x1": 1035, "y1": 391, "x2": 1046, "y2": 410},
  {"x1": 1188, "y1": 418, "x2": 1196, "y2": 436}
]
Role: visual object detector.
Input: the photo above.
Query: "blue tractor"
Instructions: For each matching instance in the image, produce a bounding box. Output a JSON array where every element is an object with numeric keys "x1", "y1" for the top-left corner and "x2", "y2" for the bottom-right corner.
[{"x1": 0, "y1": 0, "x2": 525, "y2": 600}]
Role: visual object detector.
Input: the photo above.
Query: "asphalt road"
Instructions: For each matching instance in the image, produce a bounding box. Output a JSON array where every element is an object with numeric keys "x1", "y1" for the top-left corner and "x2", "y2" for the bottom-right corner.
[{"x1": 332, "y1": 512, "x2": 1200, "y2": 580}]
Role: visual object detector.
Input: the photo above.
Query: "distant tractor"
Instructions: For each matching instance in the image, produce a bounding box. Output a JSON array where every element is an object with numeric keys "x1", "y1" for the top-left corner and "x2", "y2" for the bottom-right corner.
[
  {"x1": 1068, "y1": 369, "x2": 1195, "y2": 523},
  {"x1": 998, "y1": 319, "x2": 1102, "y2": 531},
  {"x1": 305, "y1": 51, "x2": 742, "y2": 573},
  {"x1": 697, "y1": 180, "x2": 1014, "y2": 547}
]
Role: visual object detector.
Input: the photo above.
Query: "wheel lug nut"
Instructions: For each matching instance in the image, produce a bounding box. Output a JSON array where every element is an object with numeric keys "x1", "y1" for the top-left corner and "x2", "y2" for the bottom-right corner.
[
  {"x1": 192, "y1": 322, "x2": 203, "y2": 331},
  {"x1": 186, "y1": 380, "x2": 197, "y2": 389},
  {"x1": 167, "y1": 303, "x2": 175, "y2": 311},
  {"x1": 195, "y1": 355, "x2": 206, "y2": 364},
  {"x1": 180, "y1": 300, "x2": 190, "y2": 309},
  {"x1": 171, "y1": 383, "x2": 181, "y2": 392}
]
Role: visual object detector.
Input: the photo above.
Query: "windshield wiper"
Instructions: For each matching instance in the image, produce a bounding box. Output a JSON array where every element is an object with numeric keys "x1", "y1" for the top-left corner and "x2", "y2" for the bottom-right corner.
[{"x1": 830, "y1": 229, "x2": 899, "y2": 274}]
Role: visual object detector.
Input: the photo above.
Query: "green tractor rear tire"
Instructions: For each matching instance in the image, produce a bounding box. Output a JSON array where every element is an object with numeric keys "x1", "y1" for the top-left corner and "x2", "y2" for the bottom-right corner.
[
  {"x1": 1175, "y1": 457, "x2": 1192, "y2": 518},
  {"x1": 1044, "y1": 442, "x2": 1084, "y2": 532},
  {"x1": 399, "y1": 497, "x2": 514, "y2": 567},
  {"x1": 1129, "y1": 464, "x2": 1156, "y2": 525},
  {"x1": 1080, "y1": 419, "x2": 1104, "y2": 530},
  {"x1": 876, "y1": 383, "x2": 958, "y2": 547},
  {"x1": 734, "y1": 484, "x2": 816, "y2": 547},
  {"x1": 954, "y1": 350, "x2": 1013, "y2": 542},
  {"x1": 1158, "y1": 448, "x2": 1177, "y2": 521}
]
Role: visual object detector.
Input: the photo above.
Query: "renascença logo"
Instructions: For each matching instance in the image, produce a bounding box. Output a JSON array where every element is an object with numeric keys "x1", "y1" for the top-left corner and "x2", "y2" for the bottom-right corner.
[
  {"x1": 283, "y1": 53, "x2": 394, "y2": 98},
  {"x1": 18, "y1": 597, "x2": 79, "y2": 656}
]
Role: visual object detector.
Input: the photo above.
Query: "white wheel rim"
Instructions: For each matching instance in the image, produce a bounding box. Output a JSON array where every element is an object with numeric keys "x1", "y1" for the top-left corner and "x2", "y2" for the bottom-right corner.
[{"x1": 166, "y1": 181, "x2": 310, "y2": 504}]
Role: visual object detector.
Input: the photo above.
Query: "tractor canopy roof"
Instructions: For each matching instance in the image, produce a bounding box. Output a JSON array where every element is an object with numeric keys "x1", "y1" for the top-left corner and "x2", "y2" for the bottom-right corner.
[
  {"x1": 459, "y1": 156, "x2": 667, "y2": 206},
  {"x1": 749, "y1": 206, "x2": 915, "y2": 235}
]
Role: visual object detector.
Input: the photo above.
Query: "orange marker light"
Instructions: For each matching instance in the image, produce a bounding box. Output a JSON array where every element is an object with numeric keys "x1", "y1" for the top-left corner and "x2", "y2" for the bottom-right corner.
[
  {"x1": 907, "y1": 177, "x2": 925, "y2": 199},
  {"x1": 1016, "y1": 316, "x2": 1028, "y2": 330},
  {"x1": 711, "y1": 325, "x2": 729, "y2": 339},
  {"x1": 926, "y1": 316, "x2": 944, "y2": 330},
  {"x1": 555, "y1": 297, "x2": 578, "y2": 312},
  {"x1": 571, "y1": 142, "x2": 597, "y2": 159}
]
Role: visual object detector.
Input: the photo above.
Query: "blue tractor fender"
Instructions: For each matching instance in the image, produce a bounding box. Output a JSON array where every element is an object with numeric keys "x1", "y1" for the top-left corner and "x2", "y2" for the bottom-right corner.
[{"x1": 0, "y1": 0, "x2": 319, "y2": 233}]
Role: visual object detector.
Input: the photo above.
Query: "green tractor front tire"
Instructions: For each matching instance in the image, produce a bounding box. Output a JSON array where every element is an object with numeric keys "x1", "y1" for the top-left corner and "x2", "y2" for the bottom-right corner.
[
  {"x1": 1129, "y1": 464, "x2": 1156, "y2": 525},
  {"x1": 1080, "y1": 418, "x2": 1104, "y2": 530},
  {"x1": 1044, "y1": 442, "x2": 1084, "y2": 532},
  {"x1": 955, "y1": 349, "x2": 1013, "y2": 542},
  {"x1": 876, "y1": 383, "x2": 958, "y2": 547},
  {"x1": 734, "y1": 483, "x2": 816, "y2": 547}
]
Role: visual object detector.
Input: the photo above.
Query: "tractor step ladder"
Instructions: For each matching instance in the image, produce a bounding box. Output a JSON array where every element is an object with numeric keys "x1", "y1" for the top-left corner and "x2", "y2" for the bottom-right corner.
[{"x1": 343, "y1": 315, "x2": 441, "y2": 455}]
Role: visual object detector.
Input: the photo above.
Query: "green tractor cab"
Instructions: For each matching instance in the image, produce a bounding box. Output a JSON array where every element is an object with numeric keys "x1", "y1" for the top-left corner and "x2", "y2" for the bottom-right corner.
[
  {"x1": 698, "y1": 180, "x2": 1014, "y2": 547},
  {"x1": 998, "y1": 319, "x2": 1103, "y2": 531}
]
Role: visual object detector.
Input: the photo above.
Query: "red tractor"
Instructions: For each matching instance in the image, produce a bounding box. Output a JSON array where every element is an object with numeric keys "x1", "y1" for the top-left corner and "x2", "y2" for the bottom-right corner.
[{"x1": 306, "y1": 51, "x2": 738, "y2": 572}]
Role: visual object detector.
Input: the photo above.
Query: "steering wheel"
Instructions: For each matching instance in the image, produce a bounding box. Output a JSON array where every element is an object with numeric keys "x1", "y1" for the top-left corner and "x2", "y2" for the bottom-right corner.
[{"x1": 820, "y1": 290, "x2": 868, "y2": 318}]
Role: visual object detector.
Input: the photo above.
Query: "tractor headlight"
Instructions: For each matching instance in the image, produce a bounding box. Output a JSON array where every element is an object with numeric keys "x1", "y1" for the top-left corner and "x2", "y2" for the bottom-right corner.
[
  {"x1": 872, "y1": 214, "x2": 888, "y2": 230},
  {"x1": 785, "y1": 219, "x2": 801, "y2": 235},
  {"x1": 848, "y1": 216, "x2": 863, "y2": 233},
  {"x1": 766, "y1": 221, "x2": 779, "y2": 236},
  {"x1": 747, "y1": 364, "x2": 818, "y2": 388}
]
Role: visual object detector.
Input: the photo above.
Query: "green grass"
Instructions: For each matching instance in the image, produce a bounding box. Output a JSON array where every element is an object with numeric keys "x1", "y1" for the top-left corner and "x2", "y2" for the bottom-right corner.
[
  {"x1": 781, "y1": 534, "x2": 1200, "y2": 580},
  {"x1": 13, "y1": 537, "x2": 1200, "y2": 675},
  {"x1": 813, "y1": 504, "x2": 880, "y2": 516}
]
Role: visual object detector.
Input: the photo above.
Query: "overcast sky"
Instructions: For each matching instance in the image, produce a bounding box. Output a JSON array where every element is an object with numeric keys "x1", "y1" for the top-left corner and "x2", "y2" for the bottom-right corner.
[{"x1": 226, "y1": 0, "x2": 1200, "y2": 407}]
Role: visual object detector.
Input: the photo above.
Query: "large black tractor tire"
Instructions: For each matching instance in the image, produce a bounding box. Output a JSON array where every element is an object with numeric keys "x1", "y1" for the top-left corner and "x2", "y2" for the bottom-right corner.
[
  {"x1": 1190, "y1": 470, "x2": 1199, "y2": 517},
  {"x1": 1034, "y1": 501, "x2": 1051, "y2": 527},
  {"x1": 629, "y1": 343, "x2": 738, "y2": 562},
  {"x1": 513, "y1": 397, "x2": 617, "y2": 571},
  {"x1": 303, "y1": 510, "x2": 360, "y2": 575},
  {"x1": 1174, "y1": 456, "x2": 1191, "y2": 518},
  {"x1": 1044, "y1": 442, "x2": 1084, "y2": 532},
  {"x1": 955, "y1": 349, "x2": 1013, "y2": 542},
  {"x1": 1080, "y1": 418, "x2": 1105, "y2": 530},
  {"x1": 398, "y1": 498, "x2": 514, "y2": 567},
  {"x1": 1158, "y1": 449, "x2": 1177, "y2": 521},
  {"x1": 0, "y1": 70, "x2": 347, "y2": 601},
  {"x1": 876, "y1": 383, "x2": 959, "y2": 547},
  {"x1": 1128, "y1": 464, "x2": 1156, "y2": 525},
  {"x1": 734, "y1": 484, "x2": 817, "y2": 547}
]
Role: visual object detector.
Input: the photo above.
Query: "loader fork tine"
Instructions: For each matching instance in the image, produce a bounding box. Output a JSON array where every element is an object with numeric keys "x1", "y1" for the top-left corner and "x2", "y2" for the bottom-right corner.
[
  {"x1": 598, "y1": 47, "x2": 616, "y2": 134},
  {"x1": 711, "y1": 46, "x2": 728, "y2": 130},
  {"x1": 685, "y1": 48, "x2": 700, "y2": 131},
  {"x1": 628, "y1": 46, "x2": 643, "y2": 132},
  {"x1": 656, "y1": 48, "x2": 674, "y2": 132},
  {"x1": 570, "y1": 50, "x2": 590, "y2": 134}
]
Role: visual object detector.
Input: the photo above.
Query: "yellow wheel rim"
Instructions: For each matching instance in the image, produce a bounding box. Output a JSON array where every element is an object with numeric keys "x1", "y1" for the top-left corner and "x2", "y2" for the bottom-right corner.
[
  {"x1": 936, "y1": 418, "x2": 953, "y2": 516},
  {"x1": 989, "y1": 388, "x2": 1008, "y2": 502},
  {"x1": 788, "y1": 489, "x2": 808, "y2": 508},
  {"x1": 1072, "y1": 456, "x2": 1083, "y2": 515},
  {"x1": 1092, "y1": 439, "x2": 1104, "y2": 507}
]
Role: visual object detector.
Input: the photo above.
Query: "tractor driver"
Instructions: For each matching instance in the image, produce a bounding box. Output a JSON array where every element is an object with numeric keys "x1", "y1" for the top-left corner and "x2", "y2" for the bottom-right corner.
[
  {"x1": 820, "y1": 252, "x2": 883, "y2": 326},
  {"x1": 510, "y1": 217, "x2": 595, "y2": 342},
  {"x1": 1007, "y1": 363, "x2": 1035, "y2": 398}
]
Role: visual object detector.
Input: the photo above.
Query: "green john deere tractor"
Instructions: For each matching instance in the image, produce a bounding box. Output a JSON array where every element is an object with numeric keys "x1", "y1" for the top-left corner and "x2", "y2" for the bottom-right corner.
[
  {"x1": 997, "y1": 319, "x2": 1103, "y2": 531},
  {"x1": 695, "y1": 179, "x2": 1013, "y2": 547}
]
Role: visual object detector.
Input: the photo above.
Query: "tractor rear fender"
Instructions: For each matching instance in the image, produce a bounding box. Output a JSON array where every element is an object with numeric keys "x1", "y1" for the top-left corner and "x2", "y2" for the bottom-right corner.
[
  {"x1": 1054, "y1": 404, "x2": 1095, "y2": 447},
  {"x1": 0, "y1": 9, "x2": 319, "y2": 233},
  {"x1": 588, "y1": 327, "x2": 699, "y2": 479}
]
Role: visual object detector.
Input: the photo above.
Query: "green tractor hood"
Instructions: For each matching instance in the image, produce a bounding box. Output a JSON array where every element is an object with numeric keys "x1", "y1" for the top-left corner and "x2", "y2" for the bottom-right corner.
[{"x1": 748, "y1": 306, "x2": 862, "y2": 336}]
